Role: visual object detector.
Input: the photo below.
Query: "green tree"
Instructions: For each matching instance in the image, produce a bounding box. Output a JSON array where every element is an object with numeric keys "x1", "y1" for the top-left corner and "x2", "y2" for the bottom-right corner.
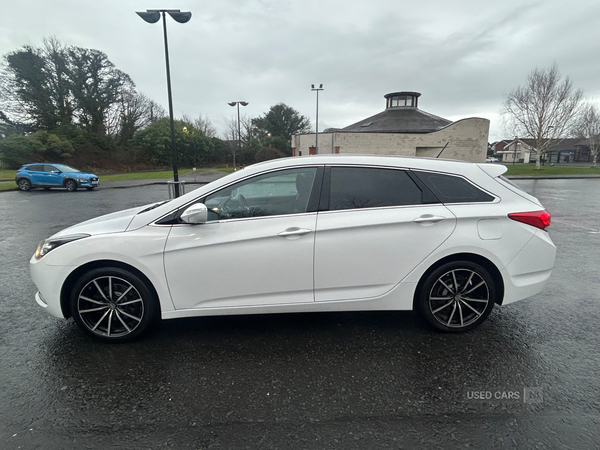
[
  {"x1": 1, "y1": 39, "x2": 72, "y2": 131},
  {"x1": 132, "y1": 117, "x2": 214, "y2": 167},
  {"x1": 1, "y1": 38, "x2": 138, "y2": 151},
  {"x1": 66, "y1": 46, "x2": 135, "y2": 139},
  {"x1": 0, "y1": 130, "x2": 73, "y2": 168},
  {"x1": 252, "y1": 103, "x2": 311, "y2": 155}
]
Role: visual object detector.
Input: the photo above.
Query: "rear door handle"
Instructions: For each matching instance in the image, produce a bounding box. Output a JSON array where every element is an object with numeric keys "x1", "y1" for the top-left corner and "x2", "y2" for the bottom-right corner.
[
  {"x1": 413, "y1": 215, "x2": 446, "y2": 225},
  {"x1": 278, "y1": 227, "x2": 312, "y2": 238}
]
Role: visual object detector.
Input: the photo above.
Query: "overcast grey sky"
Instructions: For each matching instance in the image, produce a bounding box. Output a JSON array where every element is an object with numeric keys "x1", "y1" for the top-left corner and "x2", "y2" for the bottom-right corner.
[{"x1": 1, "y1": 0, "x2": 599, "y2": 141}]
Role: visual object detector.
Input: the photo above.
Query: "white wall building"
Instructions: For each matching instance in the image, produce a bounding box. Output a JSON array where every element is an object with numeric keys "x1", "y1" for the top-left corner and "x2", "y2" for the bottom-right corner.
[{"x1": 292, "y1": 92, "x2": 489, "y2": 163}]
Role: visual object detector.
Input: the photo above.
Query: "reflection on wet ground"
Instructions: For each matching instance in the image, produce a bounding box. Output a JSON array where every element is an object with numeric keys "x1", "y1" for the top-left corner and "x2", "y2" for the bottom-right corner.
[{"x1": 1, "y1": 181, "x2": 599, "y2": 449}]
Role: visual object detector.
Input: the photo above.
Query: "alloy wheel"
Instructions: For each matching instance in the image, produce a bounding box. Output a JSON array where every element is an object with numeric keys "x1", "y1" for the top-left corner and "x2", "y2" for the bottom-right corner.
[
  {"x1": 428, "y1": 268, "x2": 490, "y2": 328},
  {"x1": 76, "y1": 275, "x2": 145, "y2": 338}
]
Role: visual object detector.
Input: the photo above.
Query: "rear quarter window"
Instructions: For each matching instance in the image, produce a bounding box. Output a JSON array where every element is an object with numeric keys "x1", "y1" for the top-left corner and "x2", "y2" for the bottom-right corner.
[{"x1": 413, "y1": 171, "x2": 494, "y2": 203}]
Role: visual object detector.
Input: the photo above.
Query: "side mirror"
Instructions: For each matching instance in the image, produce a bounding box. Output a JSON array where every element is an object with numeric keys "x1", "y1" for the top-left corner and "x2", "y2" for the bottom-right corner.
[{"x1": 180, "y1": 203, "x2": 208, "y2": 224}]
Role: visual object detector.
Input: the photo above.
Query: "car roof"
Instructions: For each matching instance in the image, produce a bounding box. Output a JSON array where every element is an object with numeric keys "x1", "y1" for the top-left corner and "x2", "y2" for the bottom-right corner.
[{"x1": 245, "y1": 154, "x2": 488, "y2": 175}]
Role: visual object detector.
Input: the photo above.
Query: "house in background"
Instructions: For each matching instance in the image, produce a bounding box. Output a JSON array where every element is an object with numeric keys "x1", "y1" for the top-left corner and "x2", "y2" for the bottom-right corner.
[
  {"x1": 490, "y1": 140, "x2": 511, "y2": 156},
  {"x1": 496, "y1": 138, "x2": 592, "y2": 164},
  {"x1": 292, "y1": 91, "x2": 489, "y2": 163}
]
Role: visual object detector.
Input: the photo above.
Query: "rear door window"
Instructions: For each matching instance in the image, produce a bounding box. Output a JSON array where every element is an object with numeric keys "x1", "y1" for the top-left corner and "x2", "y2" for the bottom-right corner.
[{"x1": 326, "y1": 167, "x2": 423, "y2": 211}]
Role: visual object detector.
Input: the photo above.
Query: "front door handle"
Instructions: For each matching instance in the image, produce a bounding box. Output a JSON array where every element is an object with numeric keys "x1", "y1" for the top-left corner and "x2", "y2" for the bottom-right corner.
[
  {"x1": 278, "y1": 227, "x2": 312, "y2": 238},
  {"x1": 413, "y1": 214, "x2": 446, "y2": 225}
]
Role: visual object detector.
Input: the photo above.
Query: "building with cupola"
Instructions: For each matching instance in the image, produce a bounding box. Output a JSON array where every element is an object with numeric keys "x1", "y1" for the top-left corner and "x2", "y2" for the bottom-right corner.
[{"x1": 292, "y1": 91, "x2": 489, "y2": 162}]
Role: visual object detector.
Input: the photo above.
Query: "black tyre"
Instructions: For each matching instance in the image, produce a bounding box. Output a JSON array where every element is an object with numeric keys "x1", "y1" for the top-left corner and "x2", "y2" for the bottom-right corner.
[
  {"x1": 18, "y1": 179, "x2": 32, "y2": 191},
  {"x1": 70, "y1": 267, "x2": 159, "y2": 342},
  {"x1": 65, "y1": 180, "x2": 77, "y2": 192},
  {"x1": 416, "y1": 261, "x2": 497, "y2": 332}
]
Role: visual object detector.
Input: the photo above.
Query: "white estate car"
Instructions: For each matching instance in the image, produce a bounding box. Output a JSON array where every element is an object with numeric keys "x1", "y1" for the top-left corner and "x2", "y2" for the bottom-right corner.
[{"x1": 31, "y1": 155, "x2": 556, "y2": 342}]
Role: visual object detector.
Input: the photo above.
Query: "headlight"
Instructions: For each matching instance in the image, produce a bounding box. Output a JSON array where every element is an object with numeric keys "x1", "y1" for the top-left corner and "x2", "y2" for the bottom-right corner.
[{"x1": 34, "y1": 234, "x2": 90, "y2": 260}]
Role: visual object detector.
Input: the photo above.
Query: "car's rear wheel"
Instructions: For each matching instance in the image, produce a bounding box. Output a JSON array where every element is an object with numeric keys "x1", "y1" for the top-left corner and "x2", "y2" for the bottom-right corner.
[
  {"x1": 70, "y1": 267, "x2": 158, "y2": 342},
  {"x1": 18, "y1": 179, "x2": 31, "y2": 191},
  {"x1": 417, "y1": 261, "x2": 496, "y2": 332},
  {"x1": 65, "y1": 180, "x2": 77, "y2": 192}
]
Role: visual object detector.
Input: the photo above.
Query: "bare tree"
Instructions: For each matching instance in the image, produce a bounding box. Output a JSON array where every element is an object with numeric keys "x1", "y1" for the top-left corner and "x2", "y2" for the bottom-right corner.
[
  {"x1": 193, "y1": 114, "x2": 217, "y2": 138},
  {"x1": 223, "y1": 114, "x2": 255, "y2": 168},
  {"x1": 502, "y1": 64, "x2": 583, "y2": 169},
  {"x1": 107, "y1": 92, "x2": 165, "y2": 145},
  {"x1": 573, "y1": 103, "x2": 600, "y2": 167}
]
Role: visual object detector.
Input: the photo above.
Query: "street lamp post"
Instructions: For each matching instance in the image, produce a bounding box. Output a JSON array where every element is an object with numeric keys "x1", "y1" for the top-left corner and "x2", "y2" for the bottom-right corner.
[
  {"x1": 311, "y1": 84, "x2": 323, "y2": 154},
  {"x1": 136, "y1": 9, "x2": 191, "y2": 198},
  {"x1": 228, "y1": 101, "x2": 248, "y2": 169}
]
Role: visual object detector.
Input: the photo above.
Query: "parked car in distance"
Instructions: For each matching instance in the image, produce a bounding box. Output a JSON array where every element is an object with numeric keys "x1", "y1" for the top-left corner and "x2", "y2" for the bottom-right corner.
[
  {"x1": 16, "y1": 163, "x2": 99, "y2": 192},
  {"x1": 30, "y1": 155, "x2": 556, "y2": 342},
  {"x1": 486, "y1": 157, "x2": 500, "y2": 162}
]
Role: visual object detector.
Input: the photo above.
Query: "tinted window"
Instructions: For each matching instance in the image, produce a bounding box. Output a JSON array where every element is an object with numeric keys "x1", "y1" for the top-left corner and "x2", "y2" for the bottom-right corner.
[
  {"x1": 414, "y1": 172, "x2": 494, "y2": 203},
  {"x1": 328, "y1": 167, "x2": 423, "y2": 211},
  {"x1": 204, "y1": 168, "x2": 318, "y2": 221},
  {"x1": 27, "y1": 165, "x2": 43, "y2": 171}
]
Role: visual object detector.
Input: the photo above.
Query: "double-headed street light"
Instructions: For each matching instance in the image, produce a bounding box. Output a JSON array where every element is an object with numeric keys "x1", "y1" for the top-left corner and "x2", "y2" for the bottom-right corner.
[
  {"x1": 228, "y1": 101, "x2": 248, "y2": 169},
  {"x1": 311, "y1": 84, "x2": 324, "y2": 154},
  {"x1": 136, "y1": 9, "x2": 191, "y2": 198}
]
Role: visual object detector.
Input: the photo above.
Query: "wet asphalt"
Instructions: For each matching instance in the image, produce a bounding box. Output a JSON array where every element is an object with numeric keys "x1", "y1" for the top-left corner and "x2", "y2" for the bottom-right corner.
[{"x1": 0, "y1": 178, "x2": 599, "y2": 449}]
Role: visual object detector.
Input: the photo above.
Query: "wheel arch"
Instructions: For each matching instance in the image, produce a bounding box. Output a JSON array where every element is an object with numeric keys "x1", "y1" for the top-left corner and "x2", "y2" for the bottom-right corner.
[
  {"x1": 63, "y1": 177, "x2": 77, "y2": 187},
  {"x1": 413, "y1": 253, "x2": 505, "y2": 309},
  {"x1": 60, "y1": 259, "x2": 161, "y2": 319}
]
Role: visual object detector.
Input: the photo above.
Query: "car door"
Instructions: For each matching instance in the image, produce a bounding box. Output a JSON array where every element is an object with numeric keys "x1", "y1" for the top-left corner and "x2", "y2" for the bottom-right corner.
[
  {"x1": 314, "y1": 166, "x2": 456, "y2": 302},
  {"x1": 26, "y1": 165, "x2": 45, "y2": 185},
  {"x1": 164, "y1": 167, "x2": 323, "y2": 310},
  {"x1": 44, "y1": 165, "x2": 64, "y2": 187}
]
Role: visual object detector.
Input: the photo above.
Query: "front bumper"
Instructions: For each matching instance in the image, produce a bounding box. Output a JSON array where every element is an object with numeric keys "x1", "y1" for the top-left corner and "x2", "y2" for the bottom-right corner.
[
  {"x1": 30, "y1": 256, "x2": 76, "y2": 319},
  {"x1": 77, "y1": 177, "x2": 99, "y2": 187}
]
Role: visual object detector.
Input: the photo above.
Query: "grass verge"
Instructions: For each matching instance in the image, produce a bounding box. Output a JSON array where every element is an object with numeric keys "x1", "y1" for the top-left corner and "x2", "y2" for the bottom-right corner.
[{"x1": 503, "y1": 164, "x2": 600, "y2": 176}]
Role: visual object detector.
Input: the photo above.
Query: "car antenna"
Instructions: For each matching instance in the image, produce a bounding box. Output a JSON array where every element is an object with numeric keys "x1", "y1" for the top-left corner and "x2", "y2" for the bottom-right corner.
[{"x1": 436, "y1": 142, "x2": 449, "y2": 158}]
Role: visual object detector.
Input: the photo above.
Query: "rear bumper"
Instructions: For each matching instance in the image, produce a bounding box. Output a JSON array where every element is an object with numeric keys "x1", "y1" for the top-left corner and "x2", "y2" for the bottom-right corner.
[{"x1": 502, "y1": 229, "x2": 557, "y2": 305}]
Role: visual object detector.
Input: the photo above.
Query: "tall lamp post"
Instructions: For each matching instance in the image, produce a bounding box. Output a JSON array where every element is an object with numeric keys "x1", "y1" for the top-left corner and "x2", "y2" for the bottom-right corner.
[
  {"x1": 311, "y1": 84, "x2": 323, "y2": 154},
  {"x1": 228, "y1": 101, "x2": 248, "y2": 169},
  {"x1": 136, "y1": 9, "x2": 191, "y2": 198}
]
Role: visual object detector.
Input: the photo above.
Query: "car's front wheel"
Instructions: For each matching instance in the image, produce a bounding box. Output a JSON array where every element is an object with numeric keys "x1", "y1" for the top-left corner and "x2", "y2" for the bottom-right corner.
[
  {"x1": 70, "y1": 267, "x2": 159, "y2": 342},
  {"x1": 18, "y1": 179, "x2": 32, "y2": 191},
  {"x1": 65, "y1": 180, "x2": 77, "y2": 192},
  {"x1": 416, "y1": 261, "x2": 497, "y2": 332}
]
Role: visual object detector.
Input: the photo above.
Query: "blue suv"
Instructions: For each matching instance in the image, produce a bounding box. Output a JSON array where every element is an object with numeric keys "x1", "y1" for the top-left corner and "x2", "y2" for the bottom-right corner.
[{"x1": 15, "y1": 163, "x2": 99, "y2": 192}]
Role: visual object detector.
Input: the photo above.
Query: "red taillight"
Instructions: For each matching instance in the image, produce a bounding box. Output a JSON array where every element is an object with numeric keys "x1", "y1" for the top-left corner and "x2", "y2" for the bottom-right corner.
[{"x1": 508, "y1": 210, "x2": 551, "y2": 231}]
